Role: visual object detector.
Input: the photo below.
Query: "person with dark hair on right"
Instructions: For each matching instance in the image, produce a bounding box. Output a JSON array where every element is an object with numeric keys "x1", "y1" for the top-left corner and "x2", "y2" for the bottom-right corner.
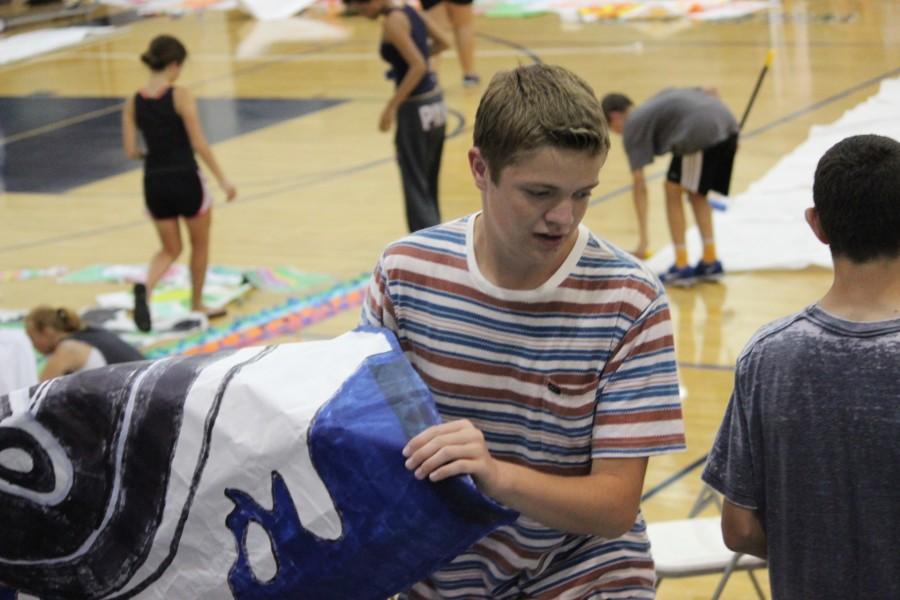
[
  {"x1": 122, "y1": 34, "x2": 237, "y2": 333},
  {"x1": 702, "y1": 134, "x2": 900, "y2": 599}
]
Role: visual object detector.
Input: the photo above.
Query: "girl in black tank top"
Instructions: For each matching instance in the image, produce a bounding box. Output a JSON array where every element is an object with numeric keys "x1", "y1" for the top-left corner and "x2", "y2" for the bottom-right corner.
[
  {"x1": 122, "y1": 35, "x2": 237, "y2": 332},
  {"x1": 342, "y1": 0, "x2": 453, "y2": 231}
]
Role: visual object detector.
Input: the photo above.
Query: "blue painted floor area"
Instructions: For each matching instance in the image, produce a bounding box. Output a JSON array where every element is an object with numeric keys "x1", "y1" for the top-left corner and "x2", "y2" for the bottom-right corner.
[{"x1": 0, "y1": 95, "x2": 346, "y2": 194}]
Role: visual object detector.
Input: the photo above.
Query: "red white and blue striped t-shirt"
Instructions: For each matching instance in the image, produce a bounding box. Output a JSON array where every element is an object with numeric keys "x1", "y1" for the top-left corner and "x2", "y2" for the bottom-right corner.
[{"x1": 361, "y1": 214, "x2": 686, "y2": 599}]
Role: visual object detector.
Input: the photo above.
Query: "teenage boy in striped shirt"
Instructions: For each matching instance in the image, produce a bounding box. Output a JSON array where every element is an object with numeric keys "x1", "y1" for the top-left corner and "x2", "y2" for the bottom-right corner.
[{"x1": 362, "y1": 64, "x2": 686, "y2": 598}]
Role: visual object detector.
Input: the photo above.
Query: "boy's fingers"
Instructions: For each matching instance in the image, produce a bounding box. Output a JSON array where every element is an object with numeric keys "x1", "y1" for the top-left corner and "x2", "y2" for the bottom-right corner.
[
  {"x1": 412, "y1": 442, "x2": 476, "y2": 479},
  {"x1": 427, "y1": 459, "x2": 476, "y2": 483},
  {"x1": 403, "y1": 420, "x2": 470, "y2": 457},
  {"x1": 404, "y1": 430, "x2": 473, "y2": 471}
]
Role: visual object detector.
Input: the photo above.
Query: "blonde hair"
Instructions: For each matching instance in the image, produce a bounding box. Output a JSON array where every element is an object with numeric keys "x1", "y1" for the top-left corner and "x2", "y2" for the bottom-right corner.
[
  {"x1": 26, "y1": 306, "x2": 82, "y2": 334},
  {"x1": 473, "y1": 64, "x2": 610, "y2": 182}
]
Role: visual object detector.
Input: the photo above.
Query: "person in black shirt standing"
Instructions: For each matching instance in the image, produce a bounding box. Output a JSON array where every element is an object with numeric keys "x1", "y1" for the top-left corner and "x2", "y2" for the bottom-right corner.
[
  {"x1": 344, "y1": 0, "x2": 451, "y2": 232},
  {"x1": 122, "y1": 35, "x2": 237, "y2": 332}
]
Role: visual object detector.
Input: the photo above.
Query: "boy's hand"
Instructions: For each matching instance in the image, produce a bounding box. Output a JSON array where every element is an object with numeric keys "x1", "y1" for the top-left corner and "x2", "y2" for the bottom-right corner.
[{"x1": 402, "y1": 420, "x2": 503, "y2": 496}]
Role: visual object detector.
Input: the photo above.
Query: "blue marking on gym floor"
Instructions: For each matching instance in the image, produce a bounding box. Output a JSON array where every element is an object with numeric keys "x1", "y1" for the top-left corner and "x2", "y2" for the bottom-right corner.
[{"x1": 0, "y1": 96, "x2": 346, "y2": 194}]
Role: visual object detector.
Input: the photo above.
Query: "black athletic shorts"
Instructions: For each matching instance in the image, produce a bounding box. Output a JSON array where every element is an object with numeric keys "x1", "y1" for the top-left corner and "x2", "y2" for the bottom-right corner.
[
  {"x1": 667, "y1": 133, "x2": 738, "y2": 196},
  {"x1": 421, "y1": 0, "x2": 472, "y2": 8},
  {"x1": 143, "y1": 168, "x2": 209, "y2": 220}
]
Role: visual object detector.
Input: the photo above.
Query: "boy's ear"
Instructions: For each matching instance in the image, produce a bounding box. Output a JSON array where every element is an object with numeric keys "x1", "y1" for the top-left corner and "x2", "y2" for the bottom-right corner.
[
  {"x1": 468, "y1": 147, "x2": 489, "y2": 190},
  {"x1": 805, "y1": 207, "x2": 829, "y2": 245},
  {"x1": 608, "y1": 112, "x2": 625, "y2": 133}
]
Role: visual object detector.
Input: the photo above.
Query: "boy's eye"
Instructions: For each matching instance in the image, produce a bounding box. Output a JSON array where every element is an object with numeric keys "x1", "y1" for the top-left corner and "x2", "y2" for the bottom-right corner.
[
  {"x1": 526, "y1": 189, "x2": 552, "y2": 198},
  {"x1": 574, "y1": 190, "x2": 593, "y2": 200}
]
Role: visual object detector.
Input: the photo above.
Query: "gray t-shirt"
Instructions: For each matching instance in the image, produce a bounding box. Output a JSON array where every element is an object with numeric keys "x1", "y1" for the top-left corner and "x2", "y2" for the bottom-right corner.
[
  {"x1": 622, "y1": 87, "x2": 738, "y2": 171},
  {"x1": 703, "y1": 305, "x2": 900, "y2": 600}
]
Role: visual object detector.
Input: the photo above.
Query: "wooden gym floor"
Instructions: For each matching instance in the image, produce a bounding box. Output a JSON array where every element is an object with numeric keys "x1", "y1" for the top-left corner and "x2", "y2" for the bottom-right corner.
[{"x1": 1, "y1": 1, "x2": 898, "y2": 596}]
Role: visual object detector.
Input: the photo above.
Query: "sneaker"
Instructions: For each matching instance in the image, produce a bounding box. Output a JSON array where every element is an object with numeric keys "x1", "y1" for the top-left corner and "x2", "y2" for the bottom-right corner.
[
  {"x1": 462, "y1": 73, "x2": 481, "y2": 88},
  {"x1": 659, "y1": 264, "x2": 697, "y2": 287},
  {"x1": 694, "y1": 259, "x2": 725, "y2": 282},
  {"x1": 133, "y1": 283, "x2": 152, "y2": 332}
]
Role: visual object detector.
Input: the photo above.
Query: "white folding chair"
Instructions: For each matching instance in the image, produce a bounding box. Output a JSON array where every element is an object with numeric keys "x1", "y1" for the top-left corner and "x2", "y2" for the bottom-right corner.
[{"x1": 646, "y1": 485, "x2": 767, "y2": 599}]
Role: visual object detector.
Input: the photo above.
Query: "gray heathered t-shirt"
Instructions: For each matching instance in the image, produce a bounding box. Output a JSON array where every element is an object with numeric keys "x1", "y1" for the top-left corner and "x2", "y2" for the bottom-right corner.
[
  {"x1": 703, "y1": 305, "x2": 900, "y2": 600},
  {"x1": 622, "y1": 87, "x2": 738, "y2": 172}
]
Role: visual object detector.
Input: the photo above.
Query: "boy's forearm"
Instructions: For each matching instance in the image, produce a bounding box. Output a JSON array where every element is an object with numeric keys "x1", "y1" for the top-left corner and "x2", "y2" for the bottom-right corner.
[
  {"x1": 722, "y1": 500, "x2": 768, "y2": 558},
  {"x1": 488, "y1": 458, "x2": 647, "y2": 538},
  {"x1": 632, "y1": 182, "x2": 649, "y2": 245}
]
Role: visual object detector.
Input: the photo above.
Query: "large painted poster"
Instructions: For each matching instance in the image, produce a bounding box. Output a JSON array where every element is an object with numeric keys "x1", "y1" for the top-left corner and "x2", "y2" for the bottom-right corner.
[{"x1": 0, "y1": 328, "x2": 516, "y2": 599}]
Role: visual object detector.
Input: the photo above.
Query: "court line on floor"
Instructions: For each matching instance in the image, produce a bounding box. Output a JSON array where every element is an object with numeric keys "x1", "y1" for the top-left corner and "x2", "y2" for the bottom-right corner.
[
  {"x1": 0, "y1": 40, "x2": 350, "y2": 146},
  {"x1": 67, "y1": 43, "x2": 643, "y2": 64},
  {"x1": 6, "y1": 30, "x2": 889, "y2": 80},
  {"x1": 641, "y1": 453, "x2": 709, "y2": 502},
  {"x1": 1, "y1": 50, "x2": 896, "y2": 255},
  {"x1": 0, "y1": 34, "x2": 628, "y2": 146},
  {"x1": 504, "y1": 38, "x2": 899, "y2": 50},
  {"x1": 475, "y1": 32, "x2": 544, "y2": 64},
  {"x1": 0, "y1": 106, "x2": 467, "y2": 255},
  {"x1": 678, "y1": 362, "x2": 735, "y2": 372}
]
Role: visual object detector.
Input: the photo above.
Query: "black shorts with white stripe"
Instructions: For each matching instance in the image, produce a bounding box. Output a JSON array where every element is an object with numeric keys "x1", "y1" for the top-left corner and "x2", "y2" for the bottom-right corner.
[{"x1": 667, "y1": 133, "x2": 738, "y2": 196}]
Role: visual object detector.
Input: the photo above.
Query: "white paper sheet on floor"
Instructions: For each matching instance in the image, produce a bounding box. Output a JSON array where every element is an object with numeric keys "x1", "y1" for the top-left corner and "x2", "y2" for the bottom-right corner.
[
  {"x1": 0, "y1": 27, "x2": 115, "y2": 65},
  {"x1": 0, "y1": 329, "x2": 37, "y2": 395},
  {"x1": 238, "y1": 0, "x2": 317, "y2": 20}
]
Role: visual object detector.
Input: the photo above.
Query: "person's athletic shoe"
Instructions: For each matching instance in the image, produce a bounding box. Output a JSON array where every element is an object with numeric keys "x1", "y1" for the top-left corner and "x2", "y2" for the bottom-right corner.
[
  {"x1": 659, "y1": 264, "x2": 697, "y2": 287},
  {"x1": 694, "y1": 259, "x2": 725, "y2": 282},
  {"x1": 133, "y1": 283, "x2": 152, "y2": 332},
  {"x1": 462, "y1": 73, "x2": 481, "y2": 87}
]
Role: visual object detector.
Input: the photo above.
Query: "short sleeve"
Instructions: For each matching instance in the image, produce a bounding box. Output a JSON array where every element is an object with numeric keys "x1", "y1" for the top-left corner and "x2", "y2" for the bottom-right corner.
[
  {"x1": 593, "y1": 291, "x2": 685, "y2": 458},
  {"x1": 623, "y1": 124, "x2": 655, "y2": 172},
  {"x1": 359, "y1": 256, "x2": 398, "y2": 331},
  {"x1": 701, "y1": 360, "x2": 762, "y2": 510}
]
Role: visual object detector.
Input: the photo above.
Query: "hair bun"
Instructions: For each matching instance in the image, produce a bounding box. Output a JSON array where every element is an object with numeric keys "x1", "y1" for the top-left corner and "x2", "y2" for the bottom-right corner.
[
  {"x1": 141, "y1": 35, "x2": 187, "y2": 72},
  {"x1": 140, "y1": 51, "x2": 160, "y2": 70}
]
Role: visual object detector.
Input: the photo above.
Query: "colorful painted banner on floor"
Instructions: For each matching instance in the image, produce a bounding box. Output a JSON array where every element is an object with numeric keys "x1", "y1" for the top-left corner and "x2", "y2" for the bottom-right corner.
[
  {"x1": 480, "y1": 0, "x2": 770, "y2": 20},
  {"x1": 0, "y1": 328, "x2": 517, "y2": 599},
  {"x1": 0, "y1": 267, "x2": 67, "y2": 283},
  {"x1": 59, "y1": 264, "x2": 333, "y2": 294},
  {"x1": 0, "y1": 273, "x2": 368, "y2": 355},
  {"x1": 144, "y1": 274, "x2": 370, "y2": 358}
]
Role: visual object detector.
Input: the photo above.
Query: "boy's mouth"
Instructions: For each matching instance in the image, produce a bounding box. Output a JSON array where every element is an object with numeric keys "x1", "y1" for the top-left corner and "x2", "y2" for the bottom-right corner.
[{"x1": 534, "y1": 232, "x2": 567, "y2": 248}]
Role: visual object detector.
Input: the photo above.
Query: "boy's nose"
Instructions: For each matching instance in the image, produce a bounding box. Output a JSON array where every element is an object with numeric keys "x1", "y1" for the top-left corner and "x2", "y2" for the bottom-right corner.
[{"x1": 544, "y1": 199, "x2": 576, "y2": 230}]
